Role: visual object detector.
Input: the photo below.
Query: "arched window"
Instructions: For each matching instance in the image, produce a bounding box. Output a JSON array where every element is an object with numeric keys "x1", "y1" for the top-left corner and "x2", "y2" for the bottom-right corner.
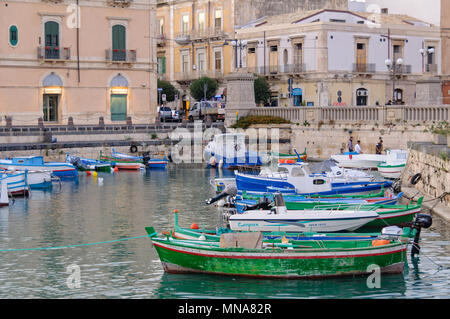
[
  {"x1": 9, "y1": 25, "x2": 18, "y2": 46},
  {"x1": 356, "y1": 88, "x2": 368, "y2": 106},
  {"x1": 283, "y1": 49, "x2": 288, "y2": 65},
  {"x1": 394, "y1": 89, "x2": 403, "y2": 104}
]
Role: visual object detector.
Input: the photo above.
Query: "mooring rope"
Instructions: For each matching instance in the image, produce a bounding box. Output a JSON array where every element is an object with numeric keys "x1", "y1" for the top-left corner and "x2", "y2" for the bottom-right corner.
[{"x1": 0, "y1": 235, "x2": 152, "y2": 252}]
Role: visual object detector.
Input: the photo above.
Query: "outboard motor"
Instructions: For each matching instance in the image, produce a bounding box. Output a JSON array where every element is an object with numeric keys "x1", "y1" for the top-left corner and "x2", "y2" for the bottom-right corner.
[
  {"x1": 205, "y1": 185, "x2": 238, "y2": 206},
  {"x1": 142, "y1": 152, "x2": 151, "y2": 167},
  {"x1": 411, "y1": 213, "x2": 433, "y2": 257},
  {"x1": 243, "y1": 196, "x2": 273, "y2": 211}
]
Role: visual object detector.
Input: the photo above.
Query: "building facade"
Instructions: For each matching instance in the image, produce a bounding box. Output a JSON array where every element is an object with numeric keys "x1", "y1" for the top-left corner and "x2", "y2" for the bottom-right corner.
[
  {"x1": 236, "y1": 9, "x2": 442, "y2": 107},
  {"x1": 0, "y1": 0, "x2": 157, "y2": 126},
  {"x1": 156, "y1": 0, "x2": 348, "y2": 110}
]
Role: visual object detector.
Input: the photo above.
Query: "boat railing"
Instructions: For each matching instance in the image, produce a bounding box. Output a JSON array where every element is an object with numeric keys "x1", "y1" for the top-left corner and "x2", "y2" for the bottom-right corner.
[{"x1": 311, "y1": 203, "x2": 378, "y2": 212}]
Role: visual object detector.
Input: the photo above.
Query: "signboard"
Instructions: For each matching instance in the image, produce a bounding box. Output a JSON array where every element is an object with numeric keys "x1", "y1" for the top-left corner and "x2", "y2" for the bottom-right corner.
[{"x1": 162, "y1": 94, "x2": 166, "y2": 102}]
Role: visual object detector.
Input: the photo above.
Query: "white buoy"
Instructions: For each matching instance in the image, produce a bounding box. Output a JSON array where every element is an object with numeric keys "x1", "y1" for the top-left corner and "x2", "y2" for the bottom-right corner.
[
  {"x1": 199, "y1": 234, "x2": 206, "y2": 241},
  {"x1": 98, "y1": 177, "x2": 104, "y2": 186}
]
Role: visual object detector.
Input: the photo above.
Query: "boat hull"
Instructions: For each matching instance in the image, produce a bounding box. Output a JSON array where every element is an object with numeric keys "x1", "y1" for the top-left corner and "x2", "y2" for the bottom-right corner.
[
  {"x1": 377, "y1": 163, "x2": 406, "y2": 179},
  {"x1": 331, "y1": 154, "x2": 386, "y2": 169},
  {"x1": 0, "y1": 163, "x2": 76, "y2": 178},
  {"x1": 152, "y1": 240, "x2": 406, "y2": 279}
]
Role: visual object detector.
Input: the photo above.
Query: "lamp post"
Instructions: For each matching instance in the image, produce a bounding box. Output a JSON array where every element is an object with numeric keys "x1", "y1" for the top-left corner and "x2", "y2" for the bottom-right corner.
[
  {"x1": 385, "y1": 57, "x2": 403, "y2": 104},
  {"x1": 231, "y1": 40, "x2": 247, "y2": 69},
  {"x1": 419, "y1": 47, "x2": 435, "y2": 73}
]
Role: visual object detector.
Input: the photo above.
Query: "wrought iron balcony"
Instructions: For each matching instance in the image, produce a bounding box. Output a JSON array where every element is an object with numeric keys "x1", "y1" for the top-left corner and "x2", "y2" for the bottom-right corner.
[
  {"x1": 37, "y1": 46, "x2": 70, "y2": 61},
  {"x1": 353, "y1": 63, "x2": 376, "y2": 73},
  {"x1": 106, "y1": 0, "x2": 132, "y2": 7},
  {"x1": 105, "y1": 49, "x2": 137, "y2": 63},
  {"x1": 157, "y1": 34, "x2": 167, "y2": 47}
]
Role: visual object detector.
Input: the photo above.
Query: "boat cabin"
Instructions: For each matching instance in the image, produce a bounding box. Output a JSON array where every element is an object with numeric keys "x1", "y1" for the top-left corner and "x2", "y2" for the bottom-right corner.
[
  {"x1": 279, "y1": 163, "x2": 332, "y2": 193},
  {"x1": 10, "y1": 156, "x2": 45, "y2": 165}
]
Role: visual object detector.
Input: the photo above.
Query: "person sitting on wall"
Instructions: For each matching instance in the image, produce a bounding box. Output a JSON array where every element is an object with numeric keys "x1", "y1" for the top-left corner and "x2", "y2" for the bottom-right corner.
[
  {"x1": 376, "y1": 137, "x2": 384, "y2": 155},
  {"x1": 355, "y1": 140, "x2": 363, "y2": 154}
]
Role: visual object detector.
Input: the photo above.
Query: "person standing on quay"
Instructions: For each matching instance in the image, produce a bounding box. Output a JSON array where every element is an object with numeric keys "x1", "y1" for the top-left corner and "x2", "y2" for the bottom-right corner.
[
  {"x1": 355, "y1": 140, "x2": 363, "y2": 154},
  {"x1": 348, "y1": 137, "x2": 354, "y2": 152}
]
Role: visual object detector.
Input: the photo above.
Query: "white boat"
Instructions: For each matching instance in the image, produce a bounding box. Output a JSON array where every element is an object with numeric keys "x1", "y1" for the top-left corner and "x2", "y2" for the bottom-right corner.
[
  {"x1": 1, "y1": 169, "x2": 53, "y2": 190},
  {"x1": 0, "y1": 178, "x2": 8, "y2": 207},
  {"x1": 210, "y1": 177, "x2": 237, "y2": 193},
  {"x1": 331, "y1": 153, "x2": 386, "y2": 169},
  {"x1": 0, "y1": 156, "x2": 77, "y2": 178},
  {"x1": 377, "y1": 150, "x2": 408, "y2": 179},
  {"x1": 228, "y1": 194, "x2": 379, "y2": 233},
  {"x1": 0, "y1": 171, "x2": 29, "y2": 196}
]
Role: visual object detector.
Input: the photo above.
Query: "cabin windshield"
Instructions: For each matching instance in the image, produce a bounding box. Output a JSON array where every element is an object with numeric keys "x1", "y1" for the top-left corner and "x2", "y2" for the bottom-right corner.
[
  {"x1": 291, "y1": 167, "x2": 305, "y2": 177},
  {"x1": 277, "y1": 167, "x2": 289, "y2": 173}
]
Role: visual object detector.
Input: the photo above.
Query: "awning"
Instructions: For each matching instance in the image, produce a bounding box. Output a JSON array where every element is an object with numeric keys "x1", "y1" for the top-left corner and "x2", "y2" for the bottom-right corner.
[{"x1": 292, "y1": 88, "x2": 303, "y2": 96}]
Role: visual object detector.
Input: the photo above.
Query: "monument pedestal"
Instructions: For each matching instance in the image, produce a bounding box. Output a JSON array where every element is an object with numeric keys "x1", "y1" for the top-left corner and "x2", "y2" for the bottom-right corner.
[{"x1": 224, "y1": 71, "x2": 256, "y2": 126}]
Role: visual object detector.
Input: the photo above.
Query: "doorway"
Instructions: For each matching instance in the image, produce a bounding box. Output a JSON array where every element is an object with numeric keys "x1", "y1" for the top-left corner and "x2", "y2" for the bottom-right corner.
[{"x1": 43, "y1": 94, "x2": 59, "y2": 122}]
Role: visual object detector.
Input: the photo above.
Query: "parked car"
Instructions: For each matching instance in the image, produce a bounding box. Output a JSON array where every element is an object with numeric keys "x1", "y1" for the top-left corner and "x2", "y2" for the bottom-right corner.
[
  {"x1": 171, "y1": 109, "x2": 181, "y2": 122},
  {"x1": 188, "y1": 101, "x2": 225, "y2": 122},
  {"x1": 159, "y1": 106, "x2": 172, "y2": 121}
]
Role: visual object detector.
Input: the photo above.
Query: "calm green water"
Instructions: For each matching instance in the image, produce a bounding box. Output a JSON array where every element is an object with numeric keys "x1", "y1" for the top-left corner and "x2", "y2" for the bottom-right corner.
[{"x1": 0, "y1": 168, "x2": 449, "y2": 299}]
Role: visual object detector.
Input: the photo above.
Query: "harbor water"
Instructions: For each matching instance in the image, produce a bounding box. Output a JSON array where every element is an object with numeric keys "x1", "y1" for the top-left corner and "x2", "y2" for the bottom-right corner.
[{"x1": 0, "y1": 168, "x2": 449, "y2": 299}]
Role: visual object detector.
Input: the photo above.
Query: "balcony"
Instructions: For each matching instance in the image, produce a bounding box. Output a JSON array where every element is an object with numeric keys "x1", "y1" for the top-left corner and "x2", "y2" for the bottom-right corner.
[
  {"x1": 190, "y1": 27, "x2": 227, "y2": 41},
  {"x1": 394, "y1": 64, "x2": 412, "y2": 74},
  {"x1": 37, "y1": 46, "x2": 70, "y2": 61},
  {"x1": 426, "y1": 64, "x2": 438, "y2": 74},
  {"x1": 245, "y1": 64, "x2": 306, "y2": 77},
  {"x1": 105, "y1": 49, "x2": 136, "y2": 63},
  {"x1": 175, "y1": 32, "x2": 191, "y2": 45},
  {"x1": 353, "y1": 63, "x2": 376, "y2": 73},
  {"x1": 174, "y1": 70, "x2": 224, "y2": 82},
  {"x1": 156, "y1": 34, "x2": 167, "y2": 47},
  {"x1": 106, "y1": 0, "x2": 132, "y2": 7}
]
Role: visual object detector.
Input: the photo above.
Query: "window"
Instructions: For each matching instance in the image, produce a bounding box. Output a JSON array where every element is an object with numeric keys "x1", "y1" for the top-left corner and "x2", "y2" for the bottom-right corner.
[
  {"x1": 214, "y1": 9, "x2": 222, "y2": 30},
  {"x1": 330, "y1": 19, "x2": 346, "y2": 23},
  {"x1": 270, "y1": 46, "x2": 278, "y2": 52},
  {"x1": 112, "y1": 24, "x2": 126, "y2": 61},
  {"x1": 9, "y1": 25, "x2": 18, "y2": 46},
  {"x1": 182, "y1": 15, "x2": 189, "y2": 34},
  {"x1": 394, "y1": 89, "x2": 403, "y2": 103},
  {"x1": 158, "y1": 19, "x2": 164, "y2": 35},
  {"x1": 44, "y1": 21, "x2": 60, "y2": 59},
  {"x1": 198, "y1": 12, "x2": 206, "y2": 31},
  {"x1": 214, "y1": 50, "x2": 222, "y2": 71},
  {"x1": 356, "y1": 88, "x2": 368, "y2": 106},
  {"x1": 181, "y1": 53, "x2": 189, "y2": 73},
  {"x1": 197, "y1": 52, "x2": 206, "y2": 71},
  {"x1": 248, "y1": 47, "x2": 255, "y2": 54},
  {"x1": 157, "y1": 57, "x2": 166, "y2": 74}
]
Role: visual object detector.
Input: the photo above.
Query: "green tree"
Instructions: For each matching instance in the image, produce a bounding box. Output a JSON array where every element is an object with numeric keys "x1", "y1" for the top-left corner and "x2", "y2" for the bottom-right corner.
[
  {"x1": 254, "y1": 76, "x2": 271, "y2": 105},
  {"x1": 189, "y1": 77, "x2": 218, "y2": 101},
  {"x1": 157, "y1": 79, "x2": 178, "y2": 102}
]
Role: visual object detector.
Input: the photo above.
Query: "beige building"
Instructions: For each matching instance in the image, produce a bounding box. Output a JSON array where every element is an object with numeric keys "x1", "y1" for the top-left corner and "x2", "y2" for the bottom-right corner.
[
  {"x1": 0, "y1": 0, "x2": 157, "y2": 126},
  {"x1": 156, "y1": 0, "x2": 348, "y2": 110},
  {"x1": 236, "y1": 9, "x2": 443, "y2": 107}
]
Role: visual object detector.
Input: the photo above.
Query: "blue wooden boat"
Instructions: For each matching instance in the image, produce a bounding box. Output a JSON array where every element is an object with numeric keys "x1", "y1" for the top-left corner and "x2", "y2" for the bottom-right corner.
[
  {"x1": 234, "y1": 192, "x2": 403, "y2": 213},
  {"x1": 66, "y1": 153, "x2": 112, "y2": 172},
  {"x1": 111, "y1": 149, "x2": 168, "y2": 169},
  {"x1": 0, "y1": 171, "x2": 29, "y2": 196},
  {"x1": 0, "y1": 156, "x2": 77, "y2": 178},
  {"x1": 235, "y1": 163, "x2": 392, "y2": 196}
]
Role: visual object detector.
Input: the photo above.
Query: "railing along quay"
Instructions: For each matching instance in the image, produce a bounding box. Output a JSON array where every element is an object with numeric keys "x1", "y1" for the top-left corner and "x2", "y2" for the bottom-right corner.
[{"x1": 249, "y1": 105, "x2": 450, "y2": 124}]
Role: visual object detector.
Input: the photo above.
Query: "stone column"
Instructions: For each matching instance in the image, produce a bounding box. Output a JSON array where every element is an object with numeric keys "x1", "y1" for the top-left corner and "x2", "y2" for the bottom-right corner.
[{"x1": 224, "y1": 71, "x2": 256, "y2": 126}]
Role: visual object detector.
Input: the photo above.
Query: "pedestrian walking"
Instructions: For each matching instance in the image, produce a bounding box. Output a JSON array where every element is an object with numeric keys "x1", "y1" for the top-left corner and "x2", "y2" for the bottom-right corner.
[
  {"x1": 355, "y1": 140, "x2": 363, "y2": 154},
  {"x1": 348, "y1": 137, "x2": 354, "y2": 152}
]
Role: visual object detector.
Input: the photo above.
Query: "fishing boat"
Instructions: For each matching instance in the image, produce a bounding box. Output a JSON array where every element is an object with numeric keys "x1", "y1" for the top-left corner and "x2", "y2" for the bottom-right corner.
[
  {"x1": 0, "y1": 156, "x2": 77, "y2": 178},
  {"x1": 66, "y1": 153, "x2": 112, "y2": 173},
  {"x1": 147, "y1": 228, "x2": 407, "y2": 278},
  {"x1": 0, "y1": 178, "x2": 9, "y2": 206},
  {"x1": 204, "y1": 133, "x2": 264, "y2": 169},
  {"x1": 235, "y1": 162, "x2": 391, "y2": 195},
  {"x1": 234, "y1": 192, "x2": 403, "y2": 213},
  {"x1": 0, "y1": 171, "x2": 29, "y2": 196},
  {"x1": 210, "y1": 177, "x2": 237, "y2": 193},
  {"x1": 377, "y1": 150, "x2": 408, "y2": 179},
  {"x1": 111, "y1": 149, "x2": 168, "y2": 169},
  {"x1": 330, "y1": 152, "x2": 386, "y2": 169},
  {"x1": 271, "y1": 148, "x2": 307, "y2": 163},
  {"x1": 1, "y1": 169, "x2": 53, "y2": 190},
  {"x1": 99, "y1": 151, "x2": 144, "y2": 171}
]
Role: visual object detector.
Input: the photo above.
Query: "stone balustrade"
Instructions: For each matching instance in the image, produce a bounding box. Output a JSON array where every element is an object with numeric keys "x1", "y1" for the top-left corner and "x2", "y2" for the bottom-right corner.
[{"x1": 249, "y1": 105, "x2": 450, "y2": 124}]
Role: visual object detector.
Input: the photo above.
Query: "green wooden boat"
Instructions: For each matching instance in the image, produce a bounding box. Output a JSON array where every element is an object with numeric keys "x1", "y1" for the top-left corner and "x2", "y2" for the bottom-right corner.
[
  {"x1": 146, "y1": 227, "x2": 407, "y2": 279},
  {"x1": 271, "y1": 148, "x2": 307, "y2": 162},
  {"x1": 241, "y1": 188, "x2": 387, "y2": 200}
]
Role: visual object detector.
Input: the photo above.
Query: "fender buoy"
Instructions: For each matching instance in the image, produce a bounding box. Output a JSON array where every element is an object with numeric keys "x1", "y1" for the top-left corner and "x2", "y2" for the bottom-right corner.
[
  {"x1": 130, "y1": 145, "x2": 138, "y2": 153},
  {"x1": 411, "y1": 173, "x2": 422, "y2": 185}
]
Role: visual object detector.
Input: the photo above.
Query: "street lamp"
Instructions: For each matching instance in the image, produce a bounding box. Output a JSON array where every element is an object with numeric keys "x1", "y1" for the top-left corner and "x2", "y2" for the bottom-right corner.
[
  {"x1": 231, "y1": 40, "x2": 247, "y2": 69},
  {"x1": 385, "y1": 57, "x2": 403, "y2": 104}
]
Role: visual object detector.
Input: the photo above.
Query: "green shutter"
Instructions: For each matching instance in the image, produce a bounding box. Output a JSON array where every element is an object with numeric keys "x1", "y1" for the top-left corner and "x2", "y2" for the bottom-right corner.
[
  {"x1": 110, "y1": 94, "x2": 127, "y2": 121},
  {"x1": 162, "y1": 57, "x2": 166, "y2": 74},
  {"x1": 45, "y1": 21, "x2": 59, "y2": 46},
  {"x1": 112, "y1": 25, "x2": 126, "y2": 50},
  {"x1": 9, "y1": 25, "x2": 18, "y2": 46}
]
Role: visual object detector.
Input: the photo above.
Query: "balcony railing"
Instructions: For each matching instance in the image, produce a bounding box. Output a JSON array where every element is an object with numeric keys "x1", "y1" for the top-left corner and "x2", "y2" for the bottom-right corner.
[
  {"x1": 106, "y1": 0, "x2": 132, "y2": 7},
  {"x1": 157, "y1": 34, "x2": 167, "y2": 47},
  {"x1": 174, "y1": 70, "x2": 224, "y2": 82},
  {"x1": 37, "y1": 46, "x2": 70, "y2": 61},
  {"x1": 175, "y1": 32, "x2": 191, "y2": 45},
  {"x1": 394, "y1": 64, "x2": 412, "y2": 74},
  {"x1": 353, "y1": 63, "x2": 376, "y2": 73},
  {"x1": 105, "y1": 49, "x2": 136, "y2": 63},
  {"x1": 245, "y1": 64, "x2": 306, "y2": 76},
  {"x1": 425, "y1": 64, "x2": 438, "y2": 73}
]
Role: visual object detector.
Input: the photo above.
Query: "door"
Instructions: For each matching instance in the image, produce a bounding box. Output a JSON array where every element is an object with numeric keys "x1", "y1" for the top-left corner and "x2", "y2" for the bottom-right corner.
[
  {"x1": 45, "y1": 21, "x2": 59, "y2": 59},
  {"x1": 269, "y1": 45, "x2": 278, "y2": 74},
  {"x1": 43, "y1": 94, "x2": 59, "y2": 122},
  {"x1": 356, "y1": 43, "x2": 367, "y2": 72},
  {"x1": 112, "y1": 25, "x2": 126, "y2": 61},
  {"x1": 110, "y1": 94, "x2": 127, "y2": 121}
]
